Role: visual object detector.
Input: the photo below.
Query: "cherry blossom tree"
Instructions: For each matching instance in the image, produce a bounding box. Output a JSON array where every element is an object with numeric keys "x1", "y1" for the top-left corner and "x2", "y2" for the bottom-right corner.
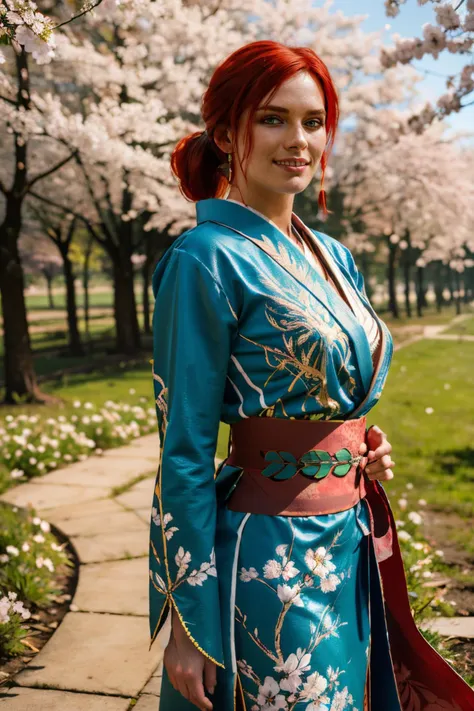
[
  {"x1": 21, "y1": 242, "x2": 62, "y2": 309},
  {"x1": 0, "y1": 40, "x2": 79, "y2": 402},
  {"x1": 69, "y1": 231, "x2": 104, "y2": 346},
  {"x1": 381, "y1": 0, "x2": 474, "y2": 129},
  {"x1": 28, "y1": 202, "x2": 84, "y2": 355},
  {"x1": 339, "y1": 122, "x2": 474, "y2": 317},
  {"x1": 0, "y1": 0, "x2": 110, "y2": 65}
]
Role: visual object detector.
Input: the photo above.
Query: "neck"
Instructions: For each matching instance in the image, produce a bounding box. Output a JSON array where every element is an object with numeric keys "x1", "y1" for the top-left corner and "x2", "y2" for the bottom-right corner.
[{"x1": 226, "y1": 185, "x2": 295, "y2": 237}]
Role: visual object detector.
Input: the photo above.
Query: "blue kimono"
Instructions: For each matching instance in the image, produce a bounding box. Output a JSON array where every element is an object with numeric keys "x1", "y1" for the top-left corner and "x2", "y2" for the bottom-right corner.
[
  {"x1": 148, "y1": 197, "x2": 401, "y2": 711},
  {"x1": 149, "y1": 197, "x2": 474, "y2": 711}
]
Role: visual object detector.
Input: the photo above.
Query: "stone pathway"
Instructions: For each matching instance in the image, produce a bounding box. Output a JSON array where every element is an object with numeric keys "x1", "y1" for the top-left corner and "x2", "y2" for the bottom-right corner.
[
  {"x1": 0, "y1": 434, "x2": 181, "y2": 710},
  {"x1": 393, "y1": 312, "x2": 473, "y2": 351}
]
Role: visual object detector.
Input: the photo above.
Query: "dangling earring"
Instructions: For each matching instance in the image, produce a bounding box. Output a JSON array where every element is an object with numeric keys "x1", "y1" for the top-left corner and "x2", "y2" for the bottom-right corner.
[
  {"x1": 318, "y1": 170, "x2": 328, "y2": 214},
  {"x1": 218, "y1": 153, "x2": 233, "y2": 182}
]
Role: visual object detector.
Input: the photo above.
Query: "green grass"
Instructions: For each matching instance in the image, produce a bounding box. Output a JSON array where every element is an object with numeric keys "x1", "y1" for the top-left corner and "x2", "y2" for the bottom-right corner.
[
  {"x1": 22, "y1": 287, "x2": 152, "y2": 311},
  {"x1": 381, "y1": 303, "x2": 473, "y2": 330},
  {"x1": 0, "y1": 361, "x2": 154, "y2": 417},
  {"x1": 27, "y1": 311, "x2": 114, "y2": 328},
  {"x1": 367, "y1": 339, "x2": 474, "y2": 551},
  {"x1": 444, "y1": 316, "x2": 474, "y2": 337}
]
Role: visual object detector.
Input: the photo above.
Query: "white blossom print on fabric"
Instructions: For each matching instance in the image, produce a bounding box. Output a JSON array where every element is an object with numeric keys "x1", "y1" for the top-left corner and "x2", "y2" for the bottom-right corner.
[{"x1": 235, "y1": 521, "x2": 363, "y2": 711}]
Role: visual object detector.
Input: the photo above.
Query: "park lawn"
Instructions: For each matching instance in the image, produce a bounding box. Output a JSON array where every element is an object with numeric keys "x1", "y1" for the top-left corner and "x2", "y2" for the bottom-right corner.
[
  {"x1": 444, "y1": 316, "x2": 474, "y2": 337},
  {"x1": 368, "y1": 338, "x2": 474, "y2": 552},
  {"x1": 23, "y1": 288, "x2": 149, "y2": 311},
  {"x1": 0, "y1": 359, "x2": 231, "y2": 462},
  {"x1": 27, "y1": 311, "x2": 114, "y2": 328},
  {"x1": 381, "y1": 303, "x2": 473, "y2": 330}
]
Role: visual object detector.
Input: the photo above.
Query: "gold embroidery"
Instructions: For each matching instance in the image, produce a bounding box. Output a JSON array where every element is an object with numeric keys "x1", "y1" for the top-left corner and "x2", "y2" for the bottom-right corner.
[{"x1": 170, "y1": 595, "x2": 225, "y2": 668}]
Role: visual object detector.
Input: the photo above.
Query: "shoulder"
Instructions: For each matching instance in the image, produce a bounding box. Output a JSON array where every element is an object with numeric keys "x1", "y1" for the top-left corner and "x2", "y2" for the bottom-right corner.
[
  {"x1": 152, "y1": 223, "x2": 245, "y2": 297},
  {"x1": 310, "y1": 229, "x2": 356, "y2": 270},
  {"x1": 174, "y1": 222, "x2": 246, "y2": 265}
]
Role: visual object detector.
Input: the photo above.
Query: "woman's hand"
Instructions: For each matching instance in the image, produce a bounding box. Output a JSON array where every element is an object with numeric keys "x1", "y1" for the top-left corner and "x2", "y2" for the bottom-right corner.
[
  {"x1": 164, "y1": 607, "x2": 216, "y2": 710},
  {"x1": 358, "y1": 425, "x2": 395, "y2": 482}
]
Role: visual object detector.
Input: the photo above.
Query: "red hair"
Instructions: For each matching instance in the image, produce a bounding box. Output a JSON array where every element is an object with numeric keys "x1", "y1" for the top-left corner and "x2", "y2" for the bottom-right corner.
[{"x1": 170, "y1": 40, "x2": 339, "y2": 213}]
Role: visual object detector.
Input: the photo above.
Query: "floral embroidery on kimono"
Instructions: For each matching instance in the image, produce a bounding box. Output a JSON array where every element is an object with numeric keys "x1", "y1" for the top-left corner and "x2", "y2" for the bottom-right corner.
[{"x1": 149, "y1": 198, "x2": 474, "y2": 711}]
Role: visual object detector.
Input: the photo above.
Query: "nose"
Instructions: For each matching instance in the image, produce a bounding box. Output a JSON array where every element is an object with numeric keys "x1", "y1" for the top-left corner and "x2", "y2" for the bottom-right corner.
[{"x1": 284, "y1": 123, "x2": 308, "y2": 151}]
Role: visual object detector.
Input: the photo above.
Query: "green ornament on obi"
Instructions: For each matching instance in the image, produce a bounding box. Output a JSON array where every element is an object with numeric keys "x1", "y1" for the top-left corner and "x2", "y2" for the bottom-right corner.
[{"x1": 260, "y1": 447, "x2": 358, "y2": 481}]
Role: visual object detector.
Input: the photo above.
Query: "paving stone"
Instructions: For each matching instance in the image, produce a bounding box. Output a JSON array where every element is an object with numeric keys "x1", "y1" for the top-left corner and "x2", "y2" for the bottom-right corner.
[
  {"x1": 53, "y1": 509, "x2": 146, "y2": 537},
  {"x1": 15, "y1": 613, "x2": 163, "y2": 696},
  {"x1": 0, "y1": 483, "x2": 109, "y2": 510},
  {"x1": 71, "y1": 529, "x2": 148, "y2": 563},
  {"x1": 154, "y1": 662, "x2": 163, "y2": 677},
  {"x1": 74, "y1": 557, "x2": 149, "y2": 615},
  {"x1": 135, "y1": 695, "x2": 160, "y2": 711},
  {"x1": 115, "y1": 477, "x2": 155, "y2": 509},
  {"x1": 135, "y1": 507, "x2": 152, "y2": 523},
  {"x1": 103, "y1": 438, "x2": 160, "y2": 460},
  {"x1": 0, "y1": 687, "x2": 130, "y2": 710},
  {"x1": 142, "y1": 674, "x2": 162, "y2": 695},
  {"x1": 127, "y1": 434, "x2": 160, "y2": 450},
  {"x1": 36, "y1": 457, "x2": 155, "y2": 489},
  {"x1": 41, "y1": 498, "x2": 123, "y2": 522},
  {"x1": 421, "y1": 616, "x2": 474, "y2": 638}
]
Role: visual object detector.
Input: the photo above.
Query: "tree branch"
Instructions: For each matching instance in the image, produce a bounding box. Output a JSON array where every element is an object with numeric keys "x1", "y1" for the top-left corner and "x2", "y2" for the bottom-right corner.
[
  {"x1": 0, "y1": 94, "x2": 17, "y2": 107},
  {"x1": 65, "y1": 215, "x2": 77, "y2": 248},
  {"x1": 28, "y1": 190, "x2": 106, "y2": 246},
  {"x1": 26, "y1": 150, "x2": 78, "y2": 193},
  {"x1": 53, "y1": 0, "x2": 105, "y2": 30},
  {"x1": 74, "y1": 154, "x2": 115, "y2": 244}
]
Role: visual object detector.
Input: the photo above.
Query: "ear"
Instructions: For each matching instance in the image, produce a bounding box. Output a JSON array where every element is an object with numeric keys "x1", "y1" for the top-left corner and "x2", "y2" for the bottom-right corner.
[{"x1": 213, "y1": 124, "x2": 233, "y2": 155}]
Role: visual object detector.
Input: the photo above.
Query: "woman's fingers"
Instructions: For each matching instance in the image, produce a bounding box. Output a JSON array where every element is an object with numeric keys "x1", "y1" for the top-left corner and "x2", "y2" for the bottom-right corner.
[
  {"x1": 365, "y1": 459, "x2": 396, "y2": 481},
  {"x1": 186, "y1": 674, "x2": 213, "y2": 711},
  {"x1": 204, "y1": 659, "x2": 217, "y2": 696}
]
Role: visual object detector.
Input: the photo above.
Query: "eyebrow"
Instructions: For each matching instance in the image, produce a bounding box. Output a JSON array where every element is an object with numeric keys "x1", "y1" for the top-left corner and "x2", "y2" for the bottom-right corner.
[{"x1": 257, "y1": 105, "x2": 326, "y2": 117}]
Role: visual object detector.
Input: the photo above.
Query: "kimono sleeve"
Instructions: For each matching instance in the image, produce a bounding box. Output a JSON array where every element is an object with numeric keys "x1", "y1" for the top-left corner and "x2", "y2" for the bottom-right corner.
[{"x1": 149, "y1": 246, "x2": 237, "y2": 667}]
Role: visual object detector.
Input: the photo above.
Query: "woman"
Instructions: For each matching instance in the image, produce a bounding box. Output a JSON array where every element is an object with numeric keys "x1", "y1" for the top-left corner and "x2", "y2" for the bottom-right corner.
[{"x1": 149, "y1": 41, "x2": 474, "y2": 711}]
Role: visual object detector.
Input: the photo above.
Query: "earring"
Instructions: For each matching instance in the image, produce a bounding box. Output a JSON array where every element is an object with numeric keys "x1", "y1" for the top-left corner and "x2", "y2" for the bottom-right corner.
[{"x1": 218, "y1": 153, "x2": 233, "y2": 182}]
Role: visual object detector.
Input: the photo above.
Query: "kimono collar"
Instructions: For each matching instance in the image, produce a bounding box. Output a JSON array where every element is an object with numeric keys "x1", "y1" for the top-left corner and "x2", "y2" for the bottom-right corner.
[{"x1": 196, "y1": 198, "x2": 375, "y2": 399}]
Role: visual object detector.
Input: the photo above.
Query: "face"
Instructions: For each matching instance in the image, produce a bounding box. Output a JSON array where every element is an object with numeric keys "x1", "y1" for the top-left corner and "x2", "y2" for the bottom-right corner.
[{"x1": 225, "y1": 71, "x2": 327, "y2": 199}]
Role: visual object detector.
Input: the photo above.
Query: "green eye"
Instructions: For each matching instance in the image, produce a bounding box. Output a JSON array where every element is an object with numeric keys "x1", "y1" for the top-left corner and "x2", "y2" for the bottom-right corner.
[
  {"x1": 262, "y1": 116, "x2": 281, "y2": 125},
  {"x1": 262, "y1": 116, "x2": 324, "y2": 128}
]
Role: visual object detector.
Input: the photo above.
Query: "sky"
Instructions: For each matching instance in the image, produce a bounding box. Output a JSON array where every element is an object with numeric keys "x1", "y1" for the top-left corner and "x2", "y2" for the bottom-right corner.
[{"x1": 330, "y1": 0, "x2": 473, "y2": 137}]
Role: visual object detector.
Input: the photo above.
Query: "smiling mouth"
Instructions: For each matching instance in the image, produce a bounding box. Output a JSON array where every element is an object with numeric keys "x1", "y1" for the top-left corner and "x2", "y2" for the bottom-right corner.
[{"x1": 273, "y1": 160, "x2": 310, "y2": 167}]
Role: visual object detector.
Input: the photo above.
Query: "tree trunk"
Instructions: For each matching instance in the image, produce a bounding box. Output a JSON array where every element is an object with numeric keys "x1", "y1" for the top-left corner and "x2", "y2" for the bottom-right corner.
[
  {"x1": 403, "y1": 254, "x2": 411, "y2": 318},
  {"x1": 62, "y1": 254, "x2": 83, "y2": 356},
  {"x1": 142, "y1": 259, "x2": 152, "y2": 335},
  {"x1": 416, "y1": 266, "x2": 424, "y2": 318},
  {"x1": 434, "y1": 262, "x2": 444, "y2": 313},
  {"x1": 0, "y1": 200, "x2": 52, "y2": 403},
  {"x1": 46, "y1": 274, "x2": 55, "y2": 310},
  {"x1": 83, "y1": 239, "x2": 92, "y2": 347},
  {"x1": 446, "y1": 264, "x2": 454, "y2": 304},
  {"x1": 112, "y1": 253, "x2": 141, "y2": 354},
  {"x1": 387, "y1": 241, "x2": 399, "y2": 319},
  {"x1": 455, "y1": 271, "x2": 462, "y2": 316}
]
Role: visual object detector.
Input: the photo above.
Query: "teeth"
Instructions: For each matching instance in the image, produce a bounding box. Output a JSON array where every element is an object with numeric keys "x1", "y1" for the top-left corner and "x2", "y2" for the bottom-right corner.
[{"x1": 275, "y1": 160, "x2": 307, "y2": 167}]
